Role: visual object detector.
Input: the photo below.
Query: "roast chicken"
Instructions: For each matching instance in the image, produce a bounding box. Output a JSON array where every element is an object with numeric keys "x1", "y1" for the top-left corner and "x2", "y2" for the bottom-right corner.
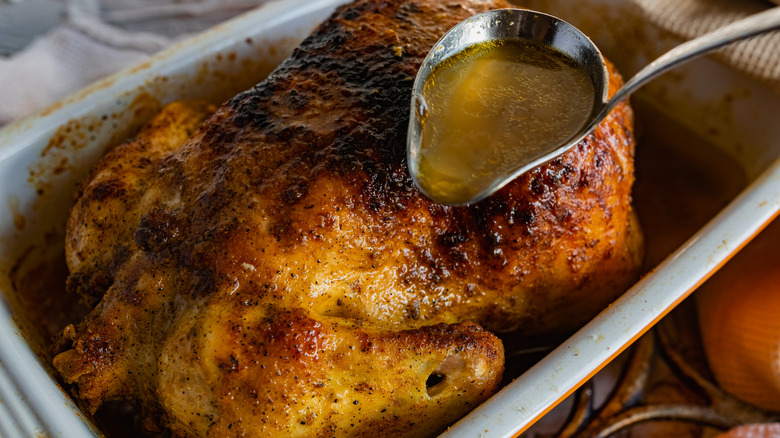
[{"x1": 53, "y1": 0, "x2": 643, "y2": 436}]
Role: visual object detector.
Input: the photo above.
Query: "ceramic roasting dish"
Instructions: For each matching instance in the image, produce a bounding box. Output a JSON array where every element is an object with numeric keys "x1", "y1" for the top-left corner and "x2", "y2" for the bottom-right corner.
[{"x1": 0, "y1": 0, "x2": 777, "y2": 436}]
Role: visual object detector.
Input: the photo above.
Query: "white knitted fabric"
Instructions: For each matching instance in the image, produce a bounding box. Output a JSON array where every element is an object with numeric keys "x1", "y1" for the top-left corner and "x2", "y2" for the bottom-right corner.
[
  {"x1": 0, "y1": 0, "x2": 265, "y2": 126},
  {"x1": 0, "y1": 14, "x2": 166, "y2": 124}
]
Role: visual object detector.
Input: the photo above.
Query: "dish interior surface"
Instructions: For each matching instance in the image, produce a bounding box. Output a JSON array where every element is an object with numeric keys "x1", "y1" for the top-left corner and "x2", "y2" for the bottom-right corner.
[{"x1": 0, "y1": 0, "x2": 778, "y2": 436}]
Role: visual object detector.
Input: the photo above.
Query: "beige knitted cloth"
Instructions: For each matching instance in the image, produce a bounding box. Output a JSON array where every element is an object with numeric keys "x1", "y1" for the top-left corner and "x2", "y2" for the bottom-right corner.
[{"x1": 632, "y1": 0, "x2": 780, "y2": 94}]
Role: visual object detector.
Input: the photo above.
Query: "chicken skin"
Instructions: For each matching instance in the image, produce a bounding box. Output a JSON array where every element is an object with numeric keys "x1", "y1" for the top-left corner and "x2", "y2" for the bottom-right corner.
[{"x1": 53, "y1": 0, "x2": 642, "y2": 436}]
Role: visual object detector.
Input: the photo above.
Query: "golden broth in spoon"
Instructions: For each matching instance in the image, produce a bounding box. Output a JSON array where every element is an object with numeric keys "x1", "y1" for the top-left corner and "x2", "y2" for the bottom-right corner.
[{"x1": 416, "y1": 40, "x2": 595, "y2": 205}]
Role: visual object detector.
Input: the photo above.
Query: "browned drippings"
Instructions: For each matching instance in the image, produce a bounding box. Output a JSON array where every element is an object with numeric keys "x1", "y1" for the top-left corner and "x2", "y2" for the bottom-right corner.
[{"x1": 8, "y1": 247, "x2": 87, "y2": 361}]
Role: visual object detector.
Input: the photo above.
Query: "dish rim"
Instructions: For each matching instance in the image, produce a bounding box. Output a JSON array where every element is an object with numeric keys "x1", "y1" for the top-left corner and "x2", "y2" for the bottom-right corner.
[{"x1": 0, "y1": 0, "x2": 778, "y2": 437}]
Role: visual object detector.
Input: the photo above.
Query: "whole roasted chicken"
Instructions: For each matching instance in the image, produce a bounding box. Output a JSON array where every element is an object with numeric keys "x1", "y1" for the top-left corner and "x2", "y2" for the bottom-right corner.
[{"x1": 53, "y1": 0, "x2": 643, "y2": 436}]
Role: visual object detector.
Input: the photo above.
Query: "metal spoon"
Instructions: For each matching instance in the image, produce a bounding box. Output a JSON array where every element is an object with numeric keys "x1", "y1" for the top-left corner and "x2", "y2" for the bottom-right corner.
[{"x1": 407, "y1": 7, "x2": 780, "y2": 206}]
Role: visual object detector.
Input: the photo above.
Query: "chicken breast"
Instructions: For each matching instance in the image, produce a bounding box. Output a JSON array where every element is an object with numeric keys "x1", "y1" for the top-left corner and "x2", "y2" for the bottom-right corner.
[{"x1": 53, "y1": 0, "x2": 642, "y2": 436}]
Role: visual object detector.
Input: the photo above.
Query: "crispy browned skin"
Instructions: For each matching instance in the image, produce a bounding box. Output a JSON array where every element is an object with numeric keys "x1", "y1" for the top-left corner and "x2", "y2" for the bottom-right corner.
[{"x1": 54, "y1": 0, "x2": 642, "y2": 436}]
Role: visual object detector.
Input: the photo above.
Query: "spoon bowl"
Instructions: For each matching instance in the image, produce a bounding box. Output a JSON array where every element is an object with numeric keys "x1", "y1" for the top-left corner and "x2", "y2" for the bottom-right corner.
[{"x1": 408, "y1": 6, "x2": 780, "y2": 206}]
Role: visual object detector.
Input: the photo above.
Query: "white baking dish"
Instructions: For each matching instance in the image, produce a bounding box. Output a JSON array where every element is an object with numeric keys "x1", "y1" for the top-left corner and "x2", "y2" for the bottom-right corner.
[{"x1": 0, "y1": 0, "x2": 777, "y2": 437}]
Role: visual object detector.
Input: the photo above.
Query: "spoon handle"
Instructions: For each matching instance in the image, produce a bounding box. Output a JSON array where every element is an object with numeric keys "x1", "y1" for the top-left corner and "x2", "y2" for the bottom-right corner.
[{"x1": 607, "y1": 6, "x2": 780, "y2": 111}]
